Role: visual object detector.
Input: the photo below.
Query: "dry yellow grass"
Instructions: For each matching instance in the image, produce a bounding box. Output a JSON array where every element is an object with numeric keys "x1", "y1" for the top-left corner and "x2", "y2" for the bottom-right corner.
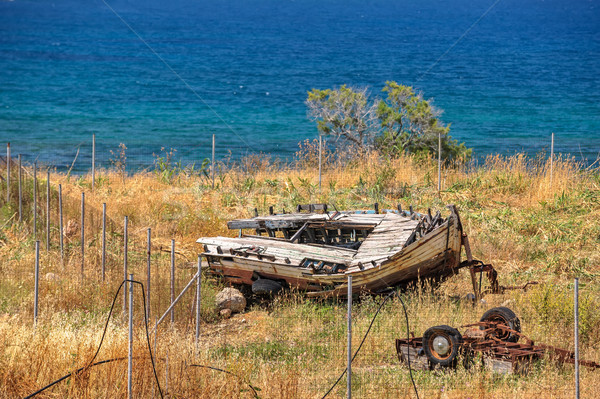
[{"x1": 0, "y1": 149, "x2": 598, "y2": 398}]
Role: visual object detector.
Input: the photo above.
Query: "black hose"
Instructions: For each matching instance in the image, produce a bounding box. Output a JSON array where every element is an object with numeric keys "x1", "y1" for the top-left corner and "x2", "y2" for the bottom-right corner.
[
  {"x1": 320, "y1": 290, "x2": 419, "y2": 399},
  {"x1": 23, "y1": 357, "x2": 126, "y2": 399},
  {"x1": 23, "y1": 279, "x2": 163, "y2": 399}
]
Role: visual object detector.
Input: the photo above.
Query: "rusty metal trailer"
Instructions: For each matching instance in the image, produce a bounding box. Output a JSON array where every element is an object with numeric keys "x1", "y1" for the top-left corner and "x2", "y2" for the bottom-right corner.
[{"x1": 396, "y1": 307, "x2": 600, "y2": 374}]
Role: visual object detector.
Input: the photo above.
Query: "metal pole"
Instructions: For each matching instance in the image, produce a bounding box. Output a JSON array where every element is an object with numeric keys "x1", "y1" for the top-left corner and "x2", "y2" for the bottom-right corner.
[
  {"x1": 438, "y1": 131, "x2": 442, "y2": 192},
  {"x1": 33, "y1": 162, "x2": 37, "y2": 240},
  {"x1": 128, "y1": 273, "x2": 133, "y2": 399},
  {"x1": 550, "y1": 132, "x2": 554, "y2": 188},
  {"x1": 574, "y1": 277, "x2": 580, "y2": 399},
  {"x1": 34, "y1": 240, "x2": 40, "y2": 327},
  {"x1": 347, "y1": 275, "x2": 352, "y2": 399},
  {"x1": 92, "y1": 133, "x2": 96, "y2": 192},
  {"x1": 124, "y1": 216, "x2": 128, "y2": 315},
  {"x1": 147, "y1": 228, "x2": 151, "y2": 320},
  {"x1": 195, "y1": 255, "x2": 202, "y2": 348},
  {"x1": 211, "y1": 134, "x2": 215, "y2": 189},
  {"x1": 6, "y1": 142, "x2": 10, "y2": 203},
  {"x1": 170, "y1": 239, "x2": 175, "y2": 323},
  {"x1": 18, "y1": 154, "x2": 22, "y2": 223},
  {"x1": 318, "y1": 135, "x2": 322, "y2": 191},
  {"x1": 101, "y1": 203, "x2": 106, "y2": 282},
  {"x1": 81, "y1": 192, "x2": 85, "y2": 282},
  {"x1": 46, "y1": 170, "x2": 50, "y2": 251},
  {"x1": 58, "y1": 184, "x2": 64, "y2": 263}
]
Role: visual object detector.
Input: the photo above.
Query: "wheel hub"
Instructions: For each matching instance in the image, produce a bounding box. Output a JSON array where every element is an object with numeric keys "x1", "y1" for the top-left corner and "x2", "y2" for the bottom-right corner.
[{"x1": 432, "y1": 336, "x2": 450, "y2": 357}]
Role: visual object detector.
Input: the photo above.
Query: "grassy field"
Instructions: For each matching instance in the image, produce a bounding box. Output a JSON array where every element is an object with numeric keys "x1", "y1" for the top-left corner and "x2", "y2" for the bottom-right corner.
[{"x1": 0, "y1": 145, "x2": 599, "y2": 398}]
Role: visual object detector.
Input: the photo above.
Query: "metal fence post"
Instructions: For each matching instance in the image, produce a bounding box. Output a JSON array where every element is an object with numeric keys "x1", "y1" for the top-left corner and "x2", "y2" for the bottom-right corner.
[
  {"x1": 6, "y1": 142, "x2": 10, "y2": 203},
  {"x1": 147, "y1": 228, "x2": 151, "y2": 320},
  {"x1": 58, "y1": 184, "x2": 64, "y2": 263},
  {"x1": 170, "y1": 239, "x2": 175, "y2": 323},
  {"x1": 347, "y1": 275, "x2": 352, "y2": 399},
  {"x1": 92, "y1": 133, "x2": 96, "y2": 192},
  {"x1": 124, "y1": 216, "x2": 128, "y2": 315},
  {"x1": 34, "y1": 240, "x2": 40, "y2": 327},
  {"x1": 102, "y1": 203, "x2": 106, "y2": 281},
  {"x1": 318, "y1": 135, "x2": 322, "y2": 191},
  {"x1": 550, "y1": 132, "x2": 554, "y2": 187},
  {"x1": 46, "y1": 170, "x2": 50, "y2": 251},
  {"x1": 211, "y1": 134, "x2": 215, "y2": 189},
  {"x1": 196, "y1": 255, "x2": 202, "y2": 349},
  {"x1": 81, "y1": 192, "x2": 85, "y2": 282},
  {"x1": 128, "y1": 273, "x2": 133, "y2": 399},
  {"x1": 438, "y1": 131, "x2": 442, "y2": 192},
  {"x1": 33, "y1": 162, "x2": 37, "y2": 240},
  {"x1": 574, "y1": 277, "x2": 580, "y2": 399},
  {"x1": 18, "y1": 154, "x2": 22, "y2": 223}
]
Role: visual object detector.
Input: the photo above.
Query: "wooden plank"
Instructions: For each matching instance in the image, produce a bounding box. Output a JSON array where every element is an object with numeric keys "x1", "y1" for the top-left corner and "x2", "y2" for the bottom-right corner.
[
  {"x1": 199, "y1": 237, "x2": 355, "y2": 262},
  {"x1": 397, "y1": 345, "x2": 429, "y2": 371},
  {"x1": 227, "y1": 219, "x2": 261, "y2": 229},
  {"x1": 483, "y1": 358, "x2": 514, "y2": 375},
  {"x1": 289, "y1": 222, "x2": 308, "y2": 242}
]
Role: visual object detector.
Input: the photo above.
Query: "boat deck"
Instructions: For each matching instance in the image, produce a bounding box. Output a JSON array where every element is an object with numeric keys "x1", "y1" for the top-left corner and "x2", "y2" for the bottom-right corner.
[{"x1": 198, "y1": 211, "x2": 420, "y2": 274}]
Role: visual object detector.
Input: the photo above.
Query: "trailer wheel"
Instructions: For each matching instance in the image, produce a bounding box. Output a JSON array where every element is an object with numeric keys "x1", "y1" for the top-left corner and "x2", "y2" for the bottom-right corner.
[
  {"x1": 422, "y1": 325, "x2": 463, "y2": 368},
  {"x1": 252, "y1": 278, "x2": 283, "y2": 296},
  {"x1": 480, "y1": 306, "x2": 521, "y2": 343}
]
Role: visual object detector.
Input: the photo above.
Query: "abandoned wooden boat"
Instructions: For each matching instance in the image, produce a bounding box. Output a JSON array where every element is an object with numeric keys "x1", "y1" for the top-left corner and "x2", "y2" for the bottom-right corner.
[{"x1": 197, "y1": 204, "x2": 475, "y2": 297}]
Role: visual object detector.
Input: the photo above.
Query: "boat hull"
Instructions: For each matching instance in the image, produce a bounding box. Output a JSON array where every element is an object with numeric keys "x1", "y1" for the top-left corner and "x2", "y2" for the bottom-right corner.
[{"x1": 201, "y1": 206, "x2": 463, "y2": 297}]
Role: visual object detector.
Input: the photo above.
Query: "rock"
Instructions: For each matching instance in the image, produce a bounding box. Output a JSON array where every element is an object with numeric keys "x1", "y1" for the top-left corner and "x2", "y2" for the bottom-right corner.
[
  {"x1": 219, "y1": 309, "x2": 232, "y2": 319},
  {"x1": 45, "y1": 272, "x2": 59, "y2": 281},
  {"x1": 215, "y1": 287, "x2": 246, "y2": 313}
]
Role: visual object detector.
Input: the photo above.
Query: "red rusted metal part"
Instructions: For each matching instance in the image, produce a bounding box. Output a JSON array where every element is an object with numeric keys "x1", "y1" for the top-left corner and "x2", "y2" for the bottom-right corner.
[
  {"x1": 397, "y1": 320, "x2": 600, "y2": 370},
  {"x1": 456, "y1": 258, "x2": 538, "y2": 297}
]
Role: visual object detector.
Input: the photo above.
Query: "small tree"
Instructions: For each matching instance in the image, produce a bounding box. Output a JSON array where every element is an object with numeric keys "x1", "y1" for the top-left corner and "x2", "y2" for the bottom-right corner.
[
  {"x1": 306, "y1": 85, "x2": 378, "y2": 150},
  {"x1": 376, "y1": 81, "x2": 471, "y2": 161},
  {"x1": 306, "y1": 81, "x2": 471, "y2": 162}
]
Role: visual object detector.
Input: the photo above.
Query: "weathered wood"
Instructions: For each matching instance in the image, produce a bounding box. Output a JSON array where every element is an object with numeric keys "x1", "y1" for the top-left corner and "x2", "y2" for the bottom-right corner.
[
  {"x1": 397, "y1": 344, "x2": 429, "y2": 371},
  {"x1": 289, "y1": 222, "x2": 308, "y2": 243},
  {"x1": 200, "y1": 207, "x2": 462, "y2": 296},
  {"x1": 483, "y1": 358, "x2": 514, "y2": 374}
]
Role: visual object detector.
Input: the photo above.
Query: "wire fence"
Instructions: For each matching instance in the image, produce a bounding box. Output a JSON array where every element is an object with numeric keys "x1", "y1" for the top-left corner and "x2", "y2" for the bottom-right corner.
[
  {"x1": 0, "y1": 150, "x2": 424, "y2": 398},
  {"x1": 0, "y1": 135, "x2": 597, "y2": 398}
]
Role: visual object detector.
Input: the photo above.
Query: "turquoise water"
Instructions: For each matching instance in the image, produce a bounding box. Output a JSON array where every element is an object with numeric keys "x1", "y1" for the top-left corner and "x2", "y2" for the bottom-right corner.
[{"x1": 0, "y1": 0, "x2": 599, "y2": 170}]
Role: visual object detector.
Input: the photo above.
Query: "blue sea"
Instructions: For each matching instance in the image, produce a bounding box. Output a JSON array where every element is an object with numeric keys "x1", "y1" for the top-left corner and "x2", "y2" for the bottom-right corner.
[{"x1": 0, "y1": 0, "x2": 599, "y2": 171}]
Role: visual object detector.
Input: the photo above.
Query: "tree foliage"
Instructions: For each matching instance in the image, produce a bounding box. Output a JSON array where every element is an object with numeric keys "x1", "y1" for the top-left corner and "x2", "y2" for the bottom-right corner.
[
  {"x1": 306, "y1": 85, "x2": 378, "y2": 148},
  {"x1": 306, "y1": 81, "x2": 471, "y2": 162}
]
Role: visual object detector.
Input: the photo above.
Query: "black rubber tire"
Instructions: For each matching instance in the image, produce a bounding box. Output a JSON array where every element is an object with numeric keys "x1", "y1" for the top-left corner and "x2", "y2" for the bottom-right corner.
[
  {"x1": 480, "y1": 306, "x2": 521, "y2": 343},
  {"x1": 422, "y1": 325, "x2": 463, "y2": 368},
  {"x1": 251, "y1": 278, "x2": 283, "y2": 296}
]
